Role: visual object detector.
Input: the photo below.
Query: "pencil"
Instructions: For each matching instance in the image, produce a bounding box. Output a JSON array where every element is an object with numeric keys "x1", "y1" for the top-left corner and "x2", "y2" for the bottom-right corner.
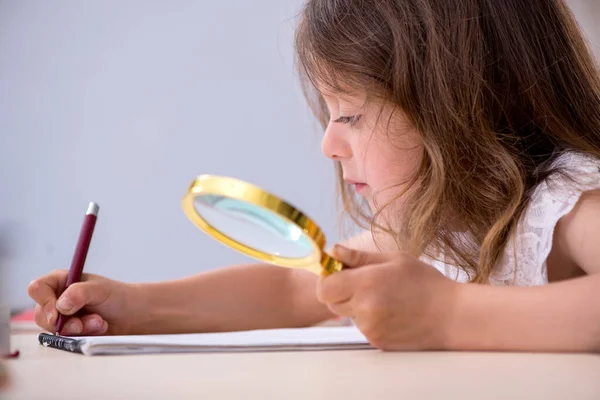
[{"x1": 55, "y1": 202, "x2": 99, "y2": 335}]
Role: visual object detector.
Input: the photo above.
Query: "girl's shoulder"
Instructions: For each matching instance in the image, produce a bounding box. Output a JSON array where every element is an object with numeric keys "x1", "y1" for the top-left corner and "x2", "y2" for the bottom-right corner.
[
  {"x1": 427, "y1": 151, "x2": 600, "y2": 286},
  {"x1": 492, "y1": 151, "x2": 600, "y2": 286},
  {"x1": 528, "y1": 151, "x2": 600, "y2": 218}
]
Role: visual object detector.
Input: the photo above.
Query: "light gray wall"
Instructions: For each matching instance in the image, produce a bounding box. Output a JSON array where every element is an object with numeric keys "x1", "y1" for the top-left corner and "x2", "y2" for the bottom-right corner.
[
  {"x1": 2, "y1": 1, "x2": 600, "y2": 310},
  {"x1": 0, "y1": 1, "x2": 338, "y2": 309},
  {"x1": 567, "y1": 0, "x2": 600, "y2": 58}
]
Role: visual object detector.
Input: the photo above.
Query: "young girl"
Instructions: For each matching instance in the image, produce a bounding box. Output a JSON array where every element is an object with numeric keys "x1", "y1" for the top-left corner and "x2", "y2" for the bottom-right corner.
[{"x1": 28, "y1": 0, "x2": 600, "y2": 352}]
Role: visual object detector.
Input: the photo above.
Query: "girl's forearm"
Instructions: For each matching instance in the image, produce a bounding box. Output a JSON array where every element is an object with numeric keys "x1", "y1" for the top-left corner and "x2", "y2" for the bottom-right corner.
[
  {"x1": 446, "y1": 274, "x2": 600, "y2": 352},
  {"x1": 128, "y1": 264, "x2": 333, "y2": 334}
]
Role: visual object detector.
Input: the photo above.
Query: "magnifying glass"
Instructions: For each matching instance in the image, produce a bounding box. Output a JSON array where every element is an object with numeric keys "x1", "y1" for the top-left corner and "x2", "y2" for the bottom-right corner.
[{"x1": 181, "y1": 175, "x2": 343, "y2": 276}]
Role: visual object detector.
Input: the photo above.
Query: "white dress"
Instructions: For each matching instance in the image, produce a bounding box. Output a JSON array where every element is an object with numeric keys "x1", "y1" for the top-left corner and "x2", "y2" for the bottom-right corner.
[{"x1": 427, "y1": 151, "x2": 600, "y2": 286}]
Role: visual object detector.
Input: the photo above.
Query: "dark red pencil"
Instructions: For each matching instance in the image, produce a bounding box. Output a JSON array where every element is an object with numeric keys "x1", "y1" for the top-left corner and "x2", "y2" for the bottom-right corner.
[{"x1": 55, "y1": 202, "x2": 99, "y2": 335}]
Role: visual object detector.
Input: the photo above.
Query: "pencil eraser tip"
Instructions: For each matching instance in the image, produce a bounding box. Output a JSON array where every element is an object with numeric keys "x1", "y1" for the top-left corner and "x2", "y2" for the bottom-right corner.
[{"x1": 86, "y1": 202, "x2": 99, "y2": 216}]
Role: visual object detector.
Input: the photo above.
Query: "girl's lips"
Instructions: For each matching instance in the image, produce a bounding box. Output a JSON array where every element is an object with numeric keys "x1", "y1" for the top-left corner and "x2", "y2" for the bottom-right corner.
[
  {"x1": 344, "y1": 178, "x2": 369, "y2": 194},
  {"x1": 350, "y1": 182, "x2": 368, "y2": 194}
]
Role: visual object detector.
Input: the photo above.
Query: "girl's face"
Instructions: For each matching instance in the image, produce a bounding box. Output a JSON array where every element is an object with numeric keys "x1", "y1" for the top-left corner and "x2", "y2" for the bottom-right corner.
[{"x1": 321, "y1": 92, "x2": 423, "y2": 213}]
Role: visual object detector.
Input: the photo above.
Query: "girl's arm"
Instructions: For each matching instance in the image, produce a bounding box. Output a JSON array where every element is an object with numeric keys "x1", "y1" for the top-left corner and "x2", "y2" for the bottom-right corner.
[
  {"x1": 447, "y1": 190, "x2": 600, "y2": 352},
  {"x1": 131, "y1": 264, "x2": 335, "y2": 334},
  {"x1": 449, "y1": 274, "x2": 600, "y2": 351},
  {"x1": 131, "y1": 230, "x2": 379, "y2": 334}
]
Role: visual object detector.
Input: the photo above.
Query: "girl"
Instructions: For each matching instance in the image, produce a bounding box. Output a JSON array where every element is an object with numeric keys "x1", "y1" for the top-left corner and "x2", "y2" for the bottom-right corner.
[{"x1": 28, "y1": 0, "x2": 600, "y2": 352}]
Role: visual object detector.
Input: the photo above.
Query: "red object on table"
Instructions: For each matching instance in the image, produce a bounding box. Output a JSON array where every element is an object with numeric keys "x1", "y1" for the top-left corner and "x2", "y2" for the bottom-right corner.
[{"x1": 10, "y1": 309, "x2": 35, "y2": 322}]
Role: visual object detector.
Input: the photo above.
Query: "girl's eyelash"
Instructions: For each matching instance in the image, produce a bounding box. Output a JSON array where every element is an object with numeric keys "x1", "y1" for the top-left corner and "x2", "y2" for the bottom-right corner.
[{"x1": 334, "y1": 115, "x2": 362, "y2": 126}]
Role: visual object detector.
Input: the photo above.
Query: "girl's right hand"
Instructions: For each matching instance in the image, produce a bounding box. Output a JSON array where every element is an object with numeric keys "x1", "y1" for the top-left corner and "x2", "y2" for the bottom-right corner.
[{"x1": 27, "y1": 270, "x2": 137, "y2": 336}]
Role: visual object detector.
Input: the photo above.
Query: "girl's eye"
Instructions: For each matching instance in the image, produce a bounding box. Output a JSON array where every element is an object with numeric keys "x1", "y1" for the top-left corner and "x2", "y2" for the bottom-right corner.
[{"x1": 334, "y1": 115, "x2": 362, "y2": 126}]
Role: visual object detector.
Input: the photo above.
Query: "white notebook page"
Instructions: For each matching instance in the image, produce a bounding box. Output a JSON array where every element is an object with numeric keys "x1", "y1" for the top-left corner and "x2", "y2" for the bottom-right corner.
[{"x1": 69, "y1": 326, "x2": 372, "y2": 355}]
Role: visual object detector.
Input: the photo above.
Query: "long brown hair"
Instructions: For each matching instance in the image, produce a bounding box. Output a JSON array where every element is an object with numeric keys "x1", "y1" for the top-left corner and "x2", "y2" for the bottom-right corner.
[{"x1": 294, "y1": 0, "x2": 600, "y2": 283}]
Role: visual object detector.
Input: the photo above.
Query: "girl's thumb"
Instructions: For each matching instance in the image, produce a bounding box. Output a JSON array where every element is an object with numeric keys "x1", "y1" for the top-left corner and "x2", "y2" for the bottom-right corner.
[{"x1": 332, "y1": 244, "x2": 389, "y2": 268}]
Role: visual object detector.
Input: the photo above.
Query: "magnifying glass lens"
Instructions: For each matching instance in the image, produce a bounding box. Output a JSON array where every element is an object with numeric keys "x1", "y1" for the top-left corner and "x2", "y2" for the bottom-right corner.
[{"x1": 193, "y1": 194, "x2": 314, "y2": 258}]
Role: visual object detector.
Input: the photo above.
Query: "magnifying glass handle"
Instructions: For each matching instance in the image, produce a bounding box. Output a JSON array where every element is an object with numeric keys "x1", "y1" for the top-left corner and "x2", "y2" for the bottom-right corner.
[{"x1": 320, "y1": 252, "x2": 344, "y2": 277}]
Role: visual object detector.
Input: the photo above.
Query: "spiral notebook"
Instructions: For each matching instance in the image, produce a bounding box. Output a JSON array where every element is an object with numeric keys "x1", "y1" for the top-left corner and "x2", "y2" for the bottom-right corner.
[{"x1": 38, "y1": 326, "x2": 372, "y2": 356}]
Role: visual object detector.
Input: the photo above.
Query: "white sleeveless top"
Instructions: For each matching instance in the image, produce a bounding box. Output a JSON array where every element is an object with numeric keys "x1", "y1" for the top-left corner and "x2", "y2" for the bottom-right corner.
[{"x1": 427, "y1": 151, "x2": 600, "y2": 286}]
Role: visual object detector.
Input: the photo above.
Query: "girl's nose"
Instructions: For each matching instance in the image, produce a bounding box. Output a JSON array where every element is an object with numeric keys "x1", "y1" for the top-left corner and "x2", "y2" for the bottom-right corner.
[{"x1": 321, "y1": 123, "x2": 352, "y2": 160}]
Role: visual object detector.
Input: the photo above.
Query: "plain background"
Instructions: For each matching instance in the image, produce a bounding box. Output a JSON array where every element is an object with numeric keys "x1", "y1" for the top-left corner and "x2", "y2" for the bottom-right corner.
[{"x1": 1, "y1": 0, "x2": 599, "y2": 309}]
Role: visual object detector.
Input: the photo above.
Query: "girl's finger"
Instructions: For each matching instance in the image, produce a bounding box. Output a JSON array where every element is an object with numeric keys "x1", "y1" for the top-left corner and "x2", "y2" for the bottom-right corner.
[
  {"x1": 326, "y1": 300, "x2": 354, "y2": 318},
  {"x1": 58, "y1": 317, "x2": 84, "y2": 336},
  {"x1": 80, "y1": 314, "x2": 108, "y2": 335},
  {"x1": 33, "y1": 304, "x2": 54, "y2": 332}
]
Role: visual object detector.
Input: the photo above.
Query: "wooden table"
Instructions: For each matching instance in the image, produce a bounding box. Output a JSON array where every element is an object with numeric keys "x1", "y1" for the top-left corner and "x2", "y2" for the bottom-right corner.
[{"x1": 2, "y1": 332, "x2": 600, "y2": 399}]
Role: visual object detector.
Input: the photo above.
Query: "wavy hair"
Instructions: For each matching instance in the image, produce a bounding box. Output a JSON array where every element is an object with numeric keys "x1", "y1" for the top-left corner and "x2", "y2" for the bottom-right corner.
[{"x1": 294, "y1": 0, "x2": 600, "y2": 282}]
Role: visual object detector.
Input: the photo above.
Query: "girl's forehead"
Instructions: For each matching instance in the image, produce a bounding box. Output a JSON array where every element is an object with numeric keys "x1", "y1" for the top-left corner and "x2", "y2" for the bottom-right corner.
[
  {"x1": 320, "y1": 89, "x2": 367, "y2": 105},
  {"x1": 311, "y1": 74, "x2": 366, "y2": 100}
]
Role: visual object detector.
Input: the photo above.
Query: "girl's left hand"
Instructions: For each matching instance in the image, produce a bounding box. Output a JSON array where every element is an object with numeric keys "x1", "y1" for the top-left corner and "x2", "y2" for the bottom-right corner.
[{"x1": 317, "y1": 245, "x2": 460, "y2": 351}]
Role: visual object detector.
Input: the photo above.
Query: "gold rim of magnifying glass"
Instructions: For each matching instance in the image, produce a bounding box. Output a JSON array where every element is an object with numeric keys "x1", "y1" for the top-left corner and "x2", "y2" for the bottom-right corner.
[{"x1": 181, "y1": 175, "x2": 343, "y2": 276}]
